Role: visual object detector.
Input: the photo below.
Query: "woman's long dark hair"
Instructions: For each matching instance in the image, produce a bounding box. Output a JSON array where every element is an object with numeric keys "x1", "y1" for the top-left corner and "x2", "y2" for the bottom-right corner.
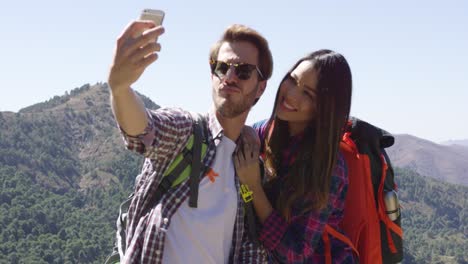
[{"x1": 263, "y1": 49, "x2": 352, "y2": 220}]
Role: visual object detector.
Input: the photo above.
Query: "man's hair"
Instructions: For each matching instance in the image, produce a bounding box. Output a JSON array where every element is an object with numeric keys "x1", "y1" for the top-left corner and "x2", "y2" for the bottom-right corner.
[{"x1": 209, "y1": 24, "x2": 273, "y2": 81}]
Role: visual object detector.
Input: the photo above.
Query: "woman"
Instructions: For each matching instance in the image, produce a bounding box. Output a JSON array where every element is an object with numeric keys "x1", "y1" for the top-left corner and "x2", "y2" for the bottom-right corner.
[{"x1": 234, "y1": 49, "x2": 357, "y2": 263}]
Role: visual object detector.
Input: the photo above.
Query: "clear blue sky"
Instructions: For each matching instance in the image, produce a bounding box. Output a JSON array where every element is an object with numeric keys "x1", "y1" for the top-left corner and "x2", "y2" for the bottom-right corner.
[{"x1": 1, "y1": 0, "x2": 467, "y2": 143}]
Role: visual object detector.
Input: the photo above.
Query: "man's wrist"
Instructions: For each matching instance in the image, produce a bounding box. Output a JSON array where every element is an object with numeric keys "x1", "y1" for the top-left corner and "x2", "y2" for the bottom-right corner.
[{"x1": 110, "y1": 84, "x2": 132, "y2": 98}]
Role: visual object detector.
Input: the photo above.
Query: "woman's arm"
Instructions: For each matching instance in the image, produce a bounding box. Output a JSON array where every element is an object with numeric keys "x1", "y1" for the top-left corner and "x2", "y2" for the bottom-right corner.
[
  {"x1": 234, "y1": 128, "x2": 273, "y2": 223},
  {"x1": 235, "y1": 138, "x2": 349, "y2": 262}
]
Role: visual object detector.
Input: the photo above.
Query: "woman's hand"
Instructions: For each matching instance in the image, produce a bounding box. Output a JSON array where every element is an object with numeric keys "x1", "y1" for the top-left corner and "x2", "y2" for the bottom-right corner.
[
  {"x1": 234, "y1": 126, "x2": 262, "y2": 188},
  {"x1": 235, "y1": 126, "x2": 273, "y2": 223}
]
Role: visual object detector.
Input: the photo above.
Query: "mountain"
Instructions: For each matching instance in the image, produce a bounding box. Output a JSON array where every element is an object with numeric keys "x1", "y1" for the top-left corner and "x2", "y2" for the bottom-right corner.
[
  {"x1": 396, "y1": 167, "x2": 467, "y2": 264},
  {"x1": 396, "y1": 168, "x2": 467, "y2": 264},
  {"x1": 1, "y1": 84, "x2": 466, "y2": 263},
  {"x1": 387, "y1": 134, "x2": 468, "y2": 186},
  {"x1": 0, "y1": 83, "x2": 159, "y2": 263},
  {"x1": 1, "y1": 83, "x2": 159, "y2": 192},
  {"x1": 441, "y1": 139, "x2": 468, "y2": 147}
]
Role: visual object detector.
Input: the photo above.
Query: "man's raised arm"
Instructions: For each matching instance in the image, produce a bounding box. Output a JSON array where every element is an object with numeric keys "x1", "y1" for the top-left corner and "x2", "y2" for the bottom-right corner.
[{"x1": 107, "y1": 20, "x2": 164, "y2": 136}]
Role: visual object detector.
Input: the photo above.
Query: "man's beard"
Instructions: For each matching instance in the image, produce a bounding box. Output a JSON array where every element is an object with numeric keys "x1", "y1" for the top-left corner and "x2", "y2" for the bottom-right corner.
[{"x1": 215, "y1": 84, "x2": 259, "y2": 118}]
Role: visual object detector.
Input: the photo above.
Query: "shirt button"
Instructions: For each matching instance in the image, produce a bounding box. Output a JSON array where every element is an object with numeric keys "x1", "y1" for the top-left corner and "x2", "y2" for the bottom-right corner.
[{"x1": 163, "y1": 218, "x2": 169, "y2": 224}]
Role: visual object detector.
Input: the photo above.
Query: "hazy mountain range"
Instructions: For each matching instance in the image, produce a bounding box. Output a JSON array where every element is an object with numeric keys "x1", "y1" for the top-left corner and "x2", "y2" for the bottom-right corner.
[
  {"x1": 387, "y1": 134, "x2": 468, "y2": 186},
  {"x1": 441, "y1": 139, "x2": 468, "y2": 147}
]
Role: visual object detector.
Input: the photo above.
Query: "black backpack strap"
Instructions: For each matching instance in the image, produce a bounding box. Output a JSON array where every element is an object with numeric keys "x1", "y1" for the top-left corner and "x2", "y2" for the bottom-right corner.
[
  {"x1": 245, "y1": 200, "x2": 258, "y2": 245},
  {"x1": 141, "y1": 148, "x2": 194, "y2": 215},
  {"x1": 242, "y1": 158, "x2": 265, "y2": 246},
  {"x1": 188, "y1": 114, "x2": 204, "y2": 208},
  {"x1": 141, "y1": 113, "x2": 206, "y2": 213},
  {"x1": 382, "y1": 149, "x2": 396, "y2": 191}
]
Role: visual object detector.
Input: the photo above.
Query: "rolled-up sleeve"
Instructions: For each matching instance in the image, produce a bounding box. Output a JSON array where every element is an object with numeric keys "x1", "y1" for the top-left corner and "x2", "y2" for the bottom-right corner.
[
  {"x1": 119, "y1": 110, "x2": 156, "y2": 156},
  {"x1": 118, "y1": 107, "x2": 194, "y2": 161}
]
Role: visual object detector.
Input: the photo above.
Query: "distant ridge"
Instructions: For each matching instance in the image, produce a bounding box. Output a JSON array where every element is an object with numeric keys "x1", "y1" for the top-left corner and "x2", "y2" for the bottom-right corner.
[
  {"x1": 440, "y1": 139, "x2": 468, "y2": 147},
  {"x1": 387, "y1": 134, "x2": 468, "y2": 186},
  {"x1": 19, "y1": 83, "x2": 158, "y2": 114}
]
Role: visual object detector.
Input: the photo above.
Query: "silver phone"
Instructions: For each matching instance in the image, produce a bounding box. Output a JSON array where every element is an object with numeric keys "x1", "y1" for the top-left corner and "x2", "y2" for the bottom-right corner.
[
  {"x1": 139, "y1": 9, "x2": 165, "y2": 26},
  {"x1": 137, "y1": 9, "x2": 165, "y2": 42}
]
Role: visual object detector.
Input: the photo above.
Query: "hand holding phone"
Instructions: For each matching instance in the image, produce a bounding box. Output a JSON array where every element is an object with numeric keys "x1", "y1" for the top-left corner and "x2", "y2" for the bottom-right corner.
[
  {"x1": 138, "y1": 9, "x2": 165, "y2": 41},
  {"x1": 108, "y1": 10, "x2": 165, "y2": 91}
]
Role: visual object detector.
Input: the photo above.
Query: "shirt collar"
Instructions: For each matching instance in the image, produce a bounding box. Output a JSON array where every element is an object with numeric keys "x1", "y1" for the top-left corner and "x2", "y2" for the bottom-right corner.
[{"x1": 207, "y1": 108, "x2": 224, "y2": 145}]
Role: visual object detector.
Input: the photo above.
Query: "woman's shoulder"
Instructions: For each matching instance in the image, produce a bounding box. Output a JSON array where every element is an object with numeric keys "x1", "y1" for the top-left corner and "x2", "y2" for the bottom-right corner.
[
  {"x1": 252, "y1": 118, "x2": 270, "y2": 140},
  {"x1": 252, "y1": 118, "x2": 269, "y2": 130}
]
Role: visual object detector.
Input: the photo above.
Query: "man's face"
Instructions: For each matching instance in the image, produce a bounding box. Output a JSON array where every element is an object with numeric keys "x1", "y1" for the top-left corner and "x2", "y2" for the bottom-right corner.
[{"x1": 211, "y1": 41, "x2": 266, "y2": 118}]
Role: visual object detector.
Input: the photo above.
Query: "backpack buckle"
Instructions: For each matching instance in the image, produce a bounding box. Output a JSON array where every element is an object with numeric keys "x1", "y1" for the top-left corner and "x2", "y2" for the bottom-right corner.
[{"x1": 240, "y1": 184, "x2": 253, "y2": 203}]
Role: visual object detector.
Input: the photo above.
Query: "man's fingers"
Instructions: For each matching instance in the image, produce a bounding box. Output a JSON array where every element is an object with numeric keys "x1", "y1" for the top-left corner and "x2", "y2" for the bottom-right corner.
[
  {"x1": 121, "y1": 26, "x2": 164, "y2": 58},
  {"x1": 117, "y1": 21, "x2": 149, "y2": 48},
  {"x1": 117, "y1": 22, "x2": 163, "y2": 56},
  {"x1": 123, "y1": 20, "x2": 156, "y2": 39},
  {"x1": 131, "y1": 42, "x2": 161, "y2": 63},
  {"x1": 135, "y1": 53, "x2": 158, "y2": 69},
  {"x1": 134, "y1": 26, "x2": 165, "y2": 50}
]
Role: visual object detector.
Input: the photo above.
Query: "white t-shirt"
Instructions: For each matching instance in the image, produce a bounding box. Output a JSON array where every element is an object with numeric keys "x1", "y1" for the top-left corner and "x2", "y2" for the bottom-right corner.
[{"x1": 162, "y1": 135, "x2": 238, "y2": 264}]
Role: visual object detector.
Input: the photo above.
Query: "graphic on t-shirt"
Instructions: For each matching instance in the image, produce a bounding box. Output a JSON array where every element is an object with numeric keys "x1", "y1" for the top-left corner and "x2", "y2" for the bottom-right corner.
[{"x1": 205, "y1": 167, "x2": 219, "y2": 183}]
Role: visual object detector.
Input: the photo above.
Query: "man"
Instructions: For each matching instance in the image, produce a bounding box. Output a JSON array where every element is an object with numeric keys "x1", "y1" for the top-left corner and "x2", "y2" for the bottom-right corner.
[{"x1": 107, "y1": 20, "x2": 273, "y2": 263}]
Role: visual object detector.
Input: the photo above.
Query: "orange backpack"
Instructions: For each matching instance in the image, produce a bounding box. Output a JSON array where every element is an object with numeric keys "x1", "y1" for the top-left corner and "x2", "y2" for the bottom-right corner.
[{"x1": 324, "y1": 118, "x2": 403, "y2": 264}]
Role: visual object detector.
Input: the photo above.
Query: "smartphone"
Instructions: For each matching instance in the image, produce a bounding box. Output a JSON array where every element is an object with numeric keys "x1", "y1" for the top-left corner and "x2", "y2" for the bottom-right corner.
[
  {"x1": 137, "y1": 9, "x2": 165, "y2": 40},
  {"x1": 139, "y1": 9, "x2": 165, "y2": 26}
]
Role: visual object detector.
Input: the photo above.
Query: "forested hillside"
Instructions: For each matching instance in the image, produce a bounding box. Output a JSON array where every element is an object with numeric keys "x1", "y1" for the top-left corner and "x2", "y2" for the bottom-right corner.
[
  {"x1": 0, "y1": 84, "x2": 153, "y2": 263},
  {"x1": 0, "y1": 84, "x2": 466, "y2": 263},
  {"x1": 397, "y1": 168, "x2": 467, "y2": 264}
]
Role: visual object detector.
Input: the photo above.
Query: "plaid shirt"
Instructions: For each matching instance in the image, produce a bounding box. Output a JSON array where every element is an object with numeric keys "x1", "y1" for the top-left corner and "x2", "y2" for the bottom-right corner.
[
  {"x1": 120, "y1": 107, "x2": 267, "y2": 263},
  {"x1": 254, "y1": 120, "x2": 357, "y2": 264}
]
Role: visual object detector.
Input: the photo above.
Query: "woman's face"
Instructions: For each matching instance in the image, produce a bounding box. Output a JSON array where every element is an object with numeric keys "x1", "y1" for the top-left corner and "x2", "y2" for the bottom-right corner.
[{"x1": 275, "y1": 60, "x2": 318, "y2": 135}]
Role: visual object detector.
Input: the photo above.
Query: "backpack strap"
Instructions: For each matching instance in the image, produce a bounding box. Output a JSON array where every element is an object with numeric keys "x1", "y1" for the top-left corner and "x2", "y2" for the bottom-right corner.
[
  {"x1": 240, "y1": 158, "x2": 266, "y2": 246},
  {"x1": 240, "y1": 182, "x2": 258, "y2": 245},
  {"x1": 376, "y1": 155, "x2": 403, "y2": 252},
  {"x1": 322, "y1": 224, "x2": 359, "y2": 264},
  {"x1": 141, "y1": 149, "x2": 194, "y2": 215},
  {"x1": 140, "y1": 112, "x2": 207, "y2": 214},
  {"x1": 188, "y1": 113, "x2": 205, "y2": 208}
]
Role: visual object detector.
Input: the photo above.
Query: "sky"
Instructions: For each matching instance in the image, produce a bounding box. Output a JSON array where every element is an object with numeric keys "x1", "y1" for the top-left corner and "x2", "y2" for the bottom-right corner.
[{"x1": 0, "y1": 0, "x2": 467, "y2": 143}]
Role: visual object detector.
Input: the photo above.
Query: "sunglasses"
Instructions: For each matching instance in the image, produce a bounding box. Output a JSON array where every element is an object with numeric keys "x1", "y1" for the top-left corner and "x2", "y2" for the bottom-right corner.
[{"x1": 210, "y1": 59, "x2": 264, "y2": 80}]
